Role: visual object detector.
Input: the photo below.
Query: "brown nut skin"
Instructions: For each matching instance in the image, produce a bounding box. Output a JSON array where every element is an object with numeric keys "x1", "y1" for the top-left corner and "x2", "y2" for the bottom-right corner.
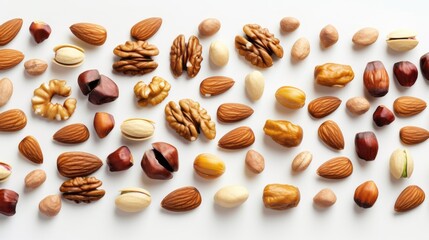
[
  {"x1": 363, "y1": 61, "x2": 389, "y2": 97},
  {"x1": 0, "y1": 189, "x2": 19, "y2": 216},
  {"x1": 141, "y1": 142, "x2": 178, "y2": 180},
  {"x1": 88, "y1": 75, "x2": 119, "y2": 105},
  {"x1": 78, "y1": 69, "x2": 100, "y2": 95},
  {"x1": 420, "y1": 52, "x2": 429, "y2": 80},
  {"x1": 107, "y1": 146, "x2": 133, "y2": 172},
  {"x1": 354, "y1": 180, "x2": 378, "y2": 208},
  {"x1": 373, "y1": 105, "x2": 395, "y2": 127},
  {"x1": 393, "y1": 61, "x2": 417, "y2": 87},
  {"x1": 263, "y1": 184, "x2": 300, "y2": 210},
  {"x1": 355, "y1": 131, "x2": 378, "y2": 161},
  {"x1": 93, "y1": 112, "x2": 115, "y2": 138},
  {"x1": 29, "y1": 21, "x2": 51, "y2": 44}
]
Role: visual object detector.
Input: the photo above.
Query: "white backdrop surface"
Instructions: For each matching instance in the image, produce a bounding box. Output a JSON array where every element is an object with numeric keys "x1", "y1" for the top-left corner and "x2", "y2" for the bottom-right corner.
[{"x1": 1, "y1": 0, "x2": 429, "y2": 239}]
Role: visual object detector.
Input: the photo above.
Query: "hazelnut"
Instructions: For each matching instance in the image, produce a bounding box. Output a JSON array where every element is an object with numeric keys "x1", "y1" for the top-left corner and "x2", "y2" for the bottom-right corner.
[
  {"x1": 93, "y1": 112, "x2": 115, "y2": 138},
  {"x1": 29, "y1": 21, "x2": 51, "y2": 44},
  {"x1": 393, "y1": 61, "x2": 418, "y2": 87},
  {"x1": 107, "y1": 146, "x2": 133, "y2": 172},
  {"x1": 0, "y1": 189, "x2": 19, "y2": 216},
  {"x1": 142, "y1": 142, "x2": 179, "y2": 180},
  {"x1": 420, "y1": 52, "x2": 429, "y2": 80},
  {"x1": 363, "y1": 61, "x2": 389, "y2": 97},
  {"x1": 373, "y1": 105, "x2": 395, "y2": 127},
  {"x1": 355, "y1": 132, "x2": 379, "y2": 161},
  {"x1": 354, "y1": 180, "x2": 378, "y2": 208}
]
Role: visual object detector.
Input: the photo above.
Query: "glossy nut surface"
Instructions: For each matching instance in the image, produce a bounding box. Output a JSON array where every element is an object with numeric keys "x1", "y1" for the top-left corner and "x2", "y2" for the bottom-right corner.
[
  {"x1": 193, "y1": 153, "x2": 225, "y2": 179},
  {"x1": 263, "y1": 184, "x2": 300, "y2": 210},
  {"x1": 107, "y1": 146, "x2": 133, "y2": 172},
  {"x1": 141, "y1": 142, "x2": 178, "y2": 180}
]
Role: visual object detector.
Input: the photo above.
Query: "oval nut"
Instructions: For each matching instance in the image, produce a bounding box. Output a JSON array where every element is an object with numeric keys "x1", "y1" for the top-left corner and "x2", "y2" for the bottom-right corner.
[
  {"x1": 193, "y1": 153, "x2": 225, "y2": 179},
  {"x1": 390, "y1": 148, "x2": 414, "y2": 179},
  {"x1": 386, "y1": 29, "x2": 418, "y2": 52},
  {"x1": 0, "y1": 162, "x2": 12, "y2": 182},
  {"x1": 275, "y1": 86, "x2": 306, "y2": 109},
  {"x1": 115, "y1": 187, "x2": 151, "y2": 212},
  {"x1": 53, "y1": 44, "x2": 85, "y2": 67},
  {"x1": 120, "y1": 118, "x2": 155, "y2": 141},
  {"x1": 214, "y1": 185, "x2": 249, "y2": 208}
]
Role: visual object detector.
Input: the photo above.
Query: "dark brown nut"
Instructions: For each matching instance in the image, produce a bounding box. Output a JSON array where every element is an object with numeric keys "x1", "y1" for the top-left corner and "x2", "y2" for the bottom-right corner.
[
  {"x1": 170, "y1": 35, "x2": 203, "y2": 78},
  {"x1": 93, "y1": 112, "x2": 115, "y2": 138},
  {"x1": 113, "y1": 40, "x2": 159, "y2": 75},
  {"x1": 78, "y1": 69, "x2": 100, "y2": 95},
  {"x1": 420, "y1": 52, "x2": 429, "y2": 80},
  {"x1": 355, "y1": 131, "x2": 378, "y2": 161},
  {"x1": 0, "y1": 189, "x2": 19, "y2": 216},
  {"x1": 107, "y1": 146, "x2": 133, "y2": 172},
  {"x1": 77, "y1": 70, "x2": 119, "y2": 105},
  {"x1": 263, "y1": 184, "x2": 300, "y2": 210},
  {"x1": 29, "y1": 21, "x2": 51, "y2": 44},
  {"x1": 141, "y1": 142, "x2": 178, "y2": 180},
  {"x1": 393, "y1": 61, "x2": 417, "y2": 87},
  {"x1": 373, "y1": 105, "x2": 395, "y2": 127},
  {"x1": 59, "y1": 177, "x2": 105, "y2": 203},
  {"x1": 354, "y1": 180, "x2": 378, "y2": 208},
  {"x1": 363, "y1": 61, "x2": 389, "y2": 97}
]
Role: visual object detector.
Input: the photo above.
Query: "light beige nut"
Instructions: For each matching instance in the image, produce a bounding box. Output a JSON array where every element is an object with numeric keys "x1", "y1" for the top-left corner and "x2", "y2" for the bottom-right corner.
[
  {"x1": 24, "y1": 59, "x2": 48, "y2": 76},
  {"x1": 39, "y1": 195, "x2": 62, "y2": 217},
  {"x1": 313, "y1": 188, "x2": 336, "y2": 207},
  {"x1": 31, "y1": 79, "x2": 77, "y2": 121},
  {"x1": 209, "y1": 40, "x2": 229, "y2": 67},
  {"x1": 315, "y1": 63, "x2": 354, "y2": 87},
  {"x1": 0, "y1": 162, "x2": 12, "y2": 182},
  {"x1": 386, "y1": 29, "x2": 418, "y2": 52},
  {"x1": 346, "y1": 97, "x2": 370, "y2": 115},
  {"x1": 275, "y1": 86, "x2": 306, "y2": 109},
  {"x1": 194, "y1": 153, "x2": 225, "y2": 179},
  {"x1": 245, "y1": 149, "x2": 265, "y2": 174},
  {"x1": 291, "y1": 37, "x2": 310, "y2": 61},
  {"x1": 291, "y1": 151, "x2": 312, "y2": 172},
  {"x1": 214, "y1": 185, "x2": 249, "y2": 208},
  {"x1": 0, "y1": 78, "x2": 13, "y2": 107},
  {"x1": 53, "y1": 44, "x2": 85, "y2": 67},
  {"x1": 24, "y1": 169, "x2": 46, "y2": 189},
  {"x1": 390, "y1": 148, "x2": 413, "y2": 179},
  {"x1": 245, "y1": 71, "x2": 265, "y2": 101},
  {"x1": 352, "y1": 27, "x2": 379, "y2": 46},
  {"x1": 134, "y1": 76, "x2": 171, "y2": 106},
  {"x1": 120, "y1": 118, "x2": 155, "y2": 141},
  {"x1": 280, "y1": 17, "x2": 300, "y2": 32},
  {"x1": 320, "y1": 24, "x2": 338, "y2": 48},
  {"x1": 198, "y1": 18, "x2": 221, "y2": 37},
  {"x1": 115, "y1": 187, "x2": 151, "y2": 212}
]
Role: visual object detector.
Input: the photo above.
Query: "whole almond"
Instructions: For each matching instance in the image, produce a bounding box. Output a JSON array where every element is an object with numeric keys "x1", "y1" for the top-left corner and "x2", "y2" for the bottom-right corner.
[
  {"x1": 399, "y1": 126, "x2": 429, "y2": 145},
  {"x1": 291, "y1": 37, "x2": 310, "y2": 61},
  {"x1": 313, "y1": 188, "x2": 336, "y2": 207},
  {"x1": 0, "y1": 49, "x2": 24, "y2": 70},
  {"x1": 18, "y1": 135, "x2": 43, "y2": 164},
  {"x1": 352, "y1": 27, "x2": 379, "y2": 46},
  {"x1": 318, "y1": 120, "x2": 344, "y2": 150},
  {"x1": 308, "y1": 96, "x2": 341, "y2": 118},
  {"x1": 70, "y1": 23, "x2": 107, "y2": 46},
  {"x1": 161, "y1": 186, "x2": 202, "y2": 212},
  {"x1": 39, "y1": 195, "x2": 62, "y2": 217},
  {"x1": 53, "y1": 123, "x2": 90, "y2": 144},
  {"x1": 200, "y1": 76, "x2": 234, "y2": 97},
  {"x1": 0, "y1": 78, "x2": 13, "y2": 107},
  {"x1": 198, "y1": 18, "x2": 221, "y2": 37},
  {"x1": 291, "y1": 151, "x2": 312, "y2": 172},
  {"x1": 217, "y1": 103, "x2": 254, "y2": 123},
  {"x1": 317, "y1": 156, "x2": 353, "y2": 179},
  {"x1": 346, "y1": 96, "x2": 370, "y2": 115},
  {"x1": 24, "y1": 169, "x2": 46, "y2": 189},
  {"x1": 393, "y1": 96, "x2": 426, "y2": 117},
  {"x1": 0, "y1": 18, "x2": 23, "y2": 46},
  {"x1": 394, "y1": 185, "x2": 425, "y2": 212},
  {"x1": 57, "y1": 151, "x2": 102, "y2": 178},
  {"x1": 24, "y1": 59, "x2": 48, "y2": 76},
  {"x1": 0, "y1": 109, "x2": 27, "y2": 131},
  {"x1": 245, "y1": 149, "x2": 265, "y2": 174},
  {"x1": 218, "y1": 126, "x2": 255, "y2": 149},
  {"x1": 131, "y1": 17, "x2": 162, "y2": 41}
]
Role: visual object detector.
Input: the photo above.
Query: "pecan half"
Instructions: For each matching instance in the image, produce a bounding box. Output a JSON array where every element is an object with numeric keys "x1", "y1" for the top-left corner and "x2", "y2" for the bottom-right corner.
[
  {"x1": 169, "y1": 35, "x2": 203, "y2": 78},
  {"x1": 113, "y1": 41, "x2": 159, "y2": 75},
  {"x1": 59, "y1": 177, "x2": 105, "y2": 203},
  {"x1": 165, "y1": 99, "x2": 216, "y2": 141},
  {"x1": 187, "y1": 36, "x2": 203, "y2": 78}
]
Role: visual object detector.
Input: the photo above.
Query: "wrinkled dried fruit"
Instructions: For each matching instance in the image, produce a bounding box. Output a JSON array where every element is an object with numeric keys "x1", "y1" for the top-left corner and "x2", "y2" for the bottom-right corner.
[
  {"x1": 263, "y1": 120, "x2": 303, "y2": 147},
  {"x1": 314, "y1": 63, "x2": 354, "y2": 87},
  {"x1": 263, "y1": 184, "x2": 300, "y2": 210}
]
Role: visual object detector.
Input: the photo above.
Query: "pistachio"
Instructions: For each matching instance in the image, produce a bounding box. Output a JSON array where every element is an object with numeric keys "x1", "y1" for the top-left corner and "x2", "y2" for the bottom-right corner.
[
  {"x1": 209, "y1": 40, "x2": 229, "y2": 67},
  {"x1": 275, "y1": 86, "x2": 306, "y2": 109},
  {"x1": 390, "y1": 148, "x2": 414, "y2": 179},
  {"x1": 0, "y1": 162, "x2": 12, "y2": 182},
  {"x1": 386, "y1": 29, "x2": 418, "y2": 52},
  {"x1": 120, "y1": 118, "x2": 155, "y2": 141},
  {"x1": 214, "y1": 185, "x2": 249, "y2": 208},
  {"x1": 245, "y1": 71, "x2": 265, "y2": 101},
  {"x1": 193, "y1": 153, "x2": 225, "y2": 179},
  {"x1": 115, "y1": 187, "x2": 151, "y2": 213},
  {"x1": 53, "y1": 44, "x2": 85, "y2": 67},
  {"x1": 291, "y1": 151, "x2": 312, "y2": 172}
]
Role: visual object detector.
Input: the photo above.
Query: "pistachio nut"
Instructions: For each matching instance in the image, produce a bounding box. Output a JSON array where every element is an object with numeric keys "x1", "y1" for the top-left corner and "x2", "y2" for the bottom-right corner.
[
  {"x1": 0, "y1": 162, "x2": 12, "y2": 182},
  {"x1": 193, "y1": 153, "x2": 225, "y2": 179},
  {"x1": 115, "y1": 187, "x2": 151, "y2": 212},
  {"x1": 386, "y1": 29, "x2": 418, "y2": 52},
  {"x1": 214, "y1": 185, "x2": 249, "y2": 208},
  {"x1": 390, "y1": 148, "x2": 414, "y2": 179},
  {"x1": 275, "y1": 86, "x2": 306, "y2": 109},
  {"x1": 120, "y1": 118, "x2": 155, "y2": 141},
  {"x1": 53, "y1": 44, "x2": 85, "y2": 67}
]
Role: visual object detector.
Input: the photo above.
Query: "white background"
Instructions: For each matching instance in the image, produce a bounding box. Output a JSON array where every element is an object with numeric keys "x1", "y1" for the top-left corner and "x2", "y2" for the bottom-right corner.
[{"x1": 1, "y1": 0, "x2": 428, "y2": 239}]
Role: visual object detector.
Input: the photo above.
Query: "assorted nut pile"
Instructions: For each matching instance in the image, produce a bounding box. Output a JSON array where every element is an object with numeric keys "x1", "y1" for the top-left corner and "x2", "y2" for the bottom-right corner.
[{"x1": 1, "y1": 15, "x2": 429, "y2": 218}]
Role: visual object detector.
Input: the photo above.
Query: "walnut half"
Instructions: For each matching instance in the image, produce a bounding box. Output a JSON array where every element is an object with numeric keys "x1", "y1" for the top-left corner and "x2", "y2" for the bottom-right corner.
[{"x1": 170, "y1": 35, "x2": 203, "y2": 78}]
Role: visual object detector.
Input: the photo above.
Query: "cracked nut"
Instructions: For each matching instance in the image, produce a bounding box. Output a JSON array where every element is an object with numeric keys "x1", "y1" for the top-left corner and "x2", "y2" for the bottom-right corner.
[
  {"x1": 0, "y1": 189, "x2": 19, "y2": 216},
  {"x1": 275, "y1": 86, "x2": 306, "y2": 109},
  {"x1": 194, "y1": 153, "x2": 225, "y2": 179},
  {"x1": 315, "y1": 63, "x2": 354, "y2": 87},
  {"x1": 78, "y1": 69, "x2": 119, "y2": 105},
  {"x1": 364, "y1": 61, "x2": 389, "y2": 97},
  {"x1": 390, "y1": 148, "x2": 413, "y2": 179},
  {"x1": 393, "y1": 61, "x2": 418, "y2": 87},
  {"x1": 53, "y1": 44, "x2": 85, "y2": 67},
  {"x1": 142, "y1": 142, "x2": 178, "y2": 180},
  {"x1": 93, "y1": 112, "x2": 115, "y2": 138},
  {"x1": 24, "y1": 169, "x2": 46, "y2": 189},
  {"x1": 39, "y1": 194, "x2": 61, "y2": 217},
  {"x1": 263, "y1": 120, "x2": 303, "y2": 147},
  {"x1": 134, "y1": 76, "x2": 171, "y2": 106},
  {"x1": 0, "y1": 162, "x2": 12, "y2": 182},
  {"x1": 263, "y1": 184, "x2": 300, "y2": 210},
  {"x1": 107, "y1": 146, "x2": 133, "y2": 172},
  {"x1": 355, "y1": 131, "x2": 378, "y2": 161},
  {"x1": 214, "y1": 185, "x2": 249, "y2": 208},
  {"x1": 386, "y1": 29, "x2": 418, "y2": 52},
  {"x1": 29, "y1": 21, "x2": 51, "y2": 44},
  {"x1": 120, "y1": 118, "x2": 155, "y2": 141},
  {"x1": 24, "y1": 59, "x2": 48, "y2": 76},
  {"x1": 320, "y1": 24, "x2": 338, "y2": 48},
  {"x1": 354, "y1": 180, "x2": 378, "y2": 208},
  {"x1": 115, "y1": 188, "x2": 151, "y2": 212}
]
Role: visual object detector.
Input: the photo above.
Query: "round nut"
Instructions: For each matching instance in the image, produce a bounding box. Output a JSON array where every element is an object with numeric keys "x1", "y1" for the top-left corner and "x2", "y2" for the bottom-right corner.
[
  {"x1": 24, "y1": 169, "x2": 46, "y2": 189},
  {"x1": 352, "y1": 27, "x2": 379, "y2": 46},
  {"x1": 346, "y1": 97, "x2": 370, "y2": 115},
  {"x1": 313, "y1": 188, "x2": 336, "y2": 207},
  {"x1": 245, "y1": 71, "x2": 265, "y2": 101},
  {"x1": 53, "y1": 44, "x2": 85, "y2": 67},
  {"x1": 275, "y1": 86, "x2": 306, "y2": 109},
  {"x1": 245, "y1": 149, "x2": 265, "y2": 174},
  {"x1": 320, "y1": 24, "x2": 338, "y2": 48},
  {"x1": 24, "y1": 59, "x2": 48, "y2": 76},
  {"x1": 39, "y1": 195, "x2": 61, "y2": 217},
  {"x1": 198, "y1": 18, "x2": 221, "y2": 37},
  {"x1": 354, "y1": 180, "x2": 378, "y2": 208},
  {"x1": 291, "y1": 151, "x2": 312, "y2": 172},
  {"x1": 0, "y1": 78, "x2": 13, "y2": 107},
  {"x1": 193, "y1": 153, "x2": 225, "y2": 179},
  {"x1": 115, "y1": 187, "x2": 151, "y2": 213},
  {"x1": 291, "y1": 37, "x2": 310, "y2": 61},
  {"x1": 120, "y1": 118, "x2": 155, "y2": 141},
  {"x1": 141, "y1": 142, "x2": 179, "y2": 180},
  {"x1": 214, "y1": 185, "x2": 249, "y2": 208},
  {"x1": 209, "y1": 40, "x2": 229, "y2": 67},
  {"x1": 280, "y1": 17, "x2": 300, "y2": 32}
]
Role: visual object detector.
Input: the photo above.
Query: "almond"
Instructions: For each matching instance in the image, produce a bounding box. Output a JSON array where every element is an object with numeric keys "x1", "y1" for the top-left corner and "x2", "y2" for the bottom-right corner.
[
  {"x1": 217, "y1": 103, "x2": 254, "y2": 123},
  {"x1": 0, "y1": 18, "x2": 23, "y2": 46},
  {"x1": 394, "y1": 185, "x2": 425, "y2": 212},
  {"x1": 161, "y1": 186, "x2": 202, "y2": 212},
  {"x1": 308, "y1": 96, "x2": 341, "y2": 118},
  {"x1": 393, "y1": 96, "x2": 426, "y2": 117},
  {"x1": 318, "y1": 120, "x2": 344, "y2": 150},
  {"x1": 399, "y1": 126, "x2": 429, "y2": 145},
  {"x1": 200, "y1": 76, "x2": 234, "y2": 97},
  {"x1": 53, "y1": 123, "x2": 90, "y2": 144},
  {"x1": 218, "y1": 126, "x2": 255, "y2": 149},
  {"x1": 0, "y1": 49, "x2": 24, "y2": 70},
  {"x1": 130, "y1": 17, "x2": 162, "y2": 41},
  {"x1": 18, "y1": 136, "x2": 43, "y2": 164},
  {"x1": 70, "y1": 23, "x2": 107, "y2": 46},
  {"x1": 317, "y1": 156, "x2": 353, "y2": 179},
  {"x1": 0, "y1": 109, "x2": 27, "y2": 131},
  {"x1": 57, "y1": 151, "x2": 102, "y2": 178}
]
